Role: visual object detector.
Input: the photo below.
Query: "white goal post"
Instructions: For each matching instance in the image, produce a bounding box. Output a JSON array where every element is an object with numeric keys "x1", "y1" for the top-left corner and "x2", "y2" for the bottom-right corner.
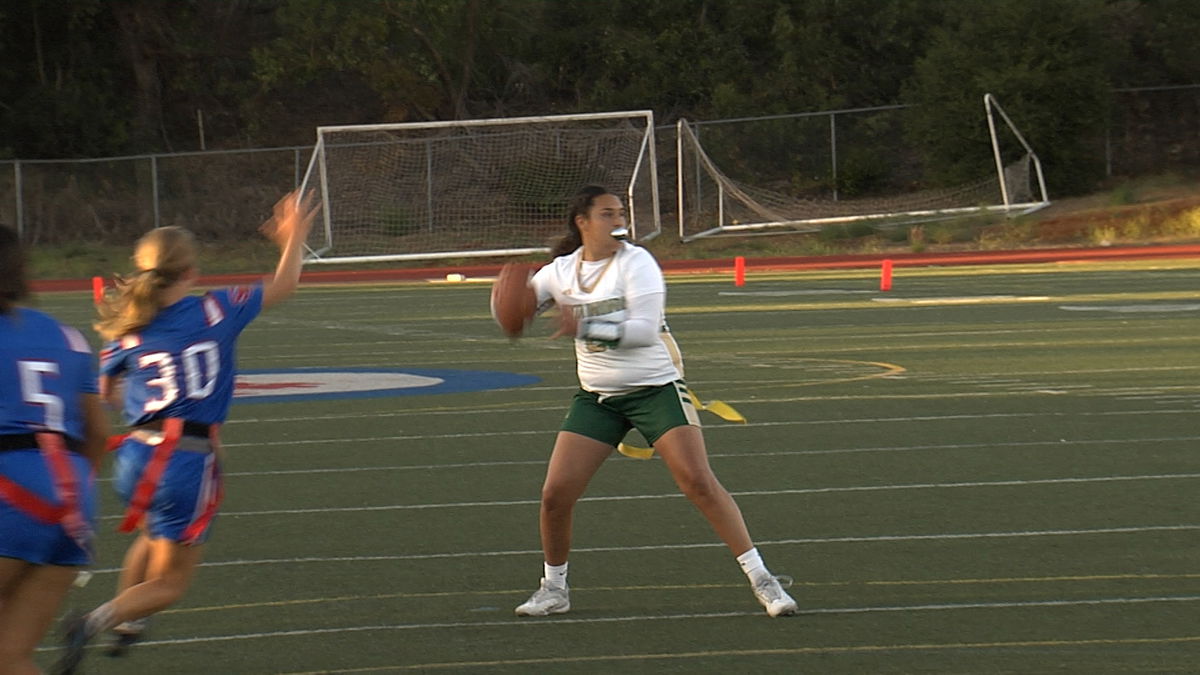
[
  {"x1": 676, "y1": 94, "x2": 1049, "y2": 241},
  {"x1": 298, "y1": 110, "x2": 660, "y2": 264}
]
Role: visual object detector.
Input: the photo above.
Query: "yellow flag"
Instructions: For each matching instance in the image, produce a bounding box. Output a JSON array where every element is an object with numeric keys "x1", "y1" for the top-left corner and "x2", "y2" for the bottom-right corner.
[{"x1": 616, "y1": 388, "x2": 746, "y2": 459}]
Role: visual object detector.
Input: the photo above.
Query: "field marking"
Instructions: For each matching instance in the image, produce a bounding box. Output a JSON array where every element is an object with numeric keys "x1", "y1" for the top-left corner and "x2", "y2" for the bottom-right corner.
[
  {"x1": 216, "y1": 370, "x2": 1200, "y2": 423},
  {"x1": 81, "y1": 524, "x2": 1200, "y2": 574},
  {"x1": 93, "y1": 472, "x2": 1200, "y2": 521},
  {"x1": 89, "y1": 434, "x2": 1200, "y2": 485},
  {"x1": 215, "y1": 408, "x2": 1197, "y2": 448},
  {"x1": 207, "y1": 434, "x2": 1200, "y2": 479},
  {"x1": 1061, "y1": 303, "x2": 1200, "y2": 313},
  {"x1": 227, "y1": 330, "x2": 1200, "y2": 363},
  {"x1": 222, "y1": 397, "x2": 1195, "y2": 427},
  {"x1": 718, "y1": 289, "x2": 875, "y2": 296},
  {"x1": 151, "y1": 573, "x2": 1200, "y2": 617},
  {"x1": 46, "y1": 597, "x2": 1200, "y2": 653},
  {"x1": 89, "y1": 434, "x2": 1194, "y2": 483},
  {"x1": 665, "y1": 289, "x2": 1200, "y2": 314},
  {"x1": 871, "y1": 295, "x2": 1050, "y2": 305},
  {"x1": 231, "y1": 323, "x2": 1195, "y2": 355},
  {"x1": 279, "y1": 633, "x2": 1200, "y2": 672}
]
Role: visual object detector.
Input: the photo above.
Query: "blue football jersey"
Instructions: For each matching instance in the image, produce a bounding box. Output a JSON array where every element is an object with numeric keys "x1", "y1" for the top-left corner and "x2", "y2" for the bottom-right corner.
[
  {"x1": 0, "y1": 307, "x2": 98, "y2": 440},
  {"x1": 100, "y1": 285, "x2": 263, "y2": 426}
]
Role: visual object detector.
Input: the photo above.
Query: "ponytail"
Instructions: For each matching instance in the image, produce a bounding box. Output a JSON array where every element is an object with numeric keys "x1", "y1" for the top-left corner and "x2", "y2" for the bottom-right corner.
[
  {"x1": 550, "y1": 185, "x2": 611, "y2": 258},
  {"x1": 95, "y1": 227, "x2": 196, "y2": 340}
]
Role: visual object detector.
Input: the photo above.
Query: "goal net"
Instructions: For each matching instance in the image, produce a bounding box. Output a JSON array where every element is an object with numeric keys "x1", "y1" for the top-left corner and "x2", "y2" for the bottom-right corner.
[
  {"x1": 299, "y1": 111, "x2": 660, "y2": 263},
  {"x1": 675, "y1": 95, "x2": 1048, "y2": 241}
]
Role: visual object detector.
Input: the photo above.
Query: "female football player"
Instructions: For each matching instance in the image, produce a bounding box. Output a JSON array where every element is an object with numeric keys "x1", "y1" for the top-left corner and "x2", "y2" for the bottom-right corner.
[
  {"x1": 54, "y1": 190, "x2": 317, "y2": 673},
  {"x1": 0, "y1": 223, "x2": 109, "y2": 675},
  {"x1": 512, "y1": 185, "x2": 797, "y2": 618}
]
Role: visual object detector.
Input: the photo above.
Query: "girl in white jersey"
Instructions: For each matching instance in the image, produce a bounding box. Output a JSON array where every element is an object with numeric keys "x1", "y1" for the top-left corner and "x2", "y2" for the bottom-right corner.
[{"x1": 514, "y1": 185, "x2": 797, "y2": 618}]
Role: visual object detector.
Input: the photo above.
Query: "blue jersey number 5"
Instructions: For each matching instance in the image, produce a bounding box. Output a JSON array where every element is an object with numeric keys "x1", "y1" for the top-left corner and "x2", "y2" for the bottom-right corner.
[{"x1": 19, "y1": 360, "x2": 65, "y2": 432}]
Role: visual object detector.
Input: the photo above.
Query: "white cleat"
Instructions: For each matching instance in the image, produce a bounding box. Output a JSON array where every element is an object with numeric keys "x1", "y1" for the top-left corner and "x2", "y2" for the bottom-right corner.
[
  {"x1": 753, "y1": 575, "x2": 798, "y2": 617},
  {"x1": 515, "y1": 578, "x2": 570, "y2": 617}
]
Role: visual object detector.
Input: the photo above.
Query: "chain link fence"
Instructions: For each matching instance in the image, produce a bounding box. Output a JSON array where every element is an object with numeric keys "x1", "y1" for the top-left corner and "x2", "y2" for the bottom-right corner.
[{"x1": 3, "y1": 86, "x2": 1195, "y2": 246}]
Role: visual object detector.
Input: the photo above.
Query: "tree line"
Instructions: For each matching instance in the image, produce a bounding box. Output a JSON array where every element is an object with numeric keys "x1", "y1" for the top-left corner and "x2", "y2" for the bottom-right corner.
[{"x1": 2, "y1": 0, "x2": 1197, "y2": 193}]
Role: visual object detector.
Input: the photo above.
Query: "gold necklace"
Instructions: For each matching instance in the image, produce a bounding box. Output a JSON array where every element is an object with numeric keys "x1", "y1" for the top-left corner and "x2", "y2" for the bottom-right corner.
[{"x1": 575, "y1": 251, "x2": 617, "y2": 294}]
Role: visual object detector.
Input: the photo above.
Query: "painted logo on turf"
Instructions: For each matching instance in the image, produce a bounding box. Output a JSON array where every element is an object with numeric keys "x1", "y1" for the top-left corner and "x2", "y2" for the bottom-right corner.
[{"x1": 233, "y1": 368, "x2": 539, "y2": 404}]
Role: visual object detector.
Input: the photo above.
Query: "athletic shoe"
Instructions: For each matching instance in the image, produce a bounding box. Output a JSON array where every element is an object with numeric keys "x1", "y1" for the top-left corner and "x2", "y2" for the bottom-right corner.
[
  {"x1": 106, "y1": 620, "x2": 147, "y2": 657},
  {"x1": 51, "y1": 611, "x2": 92, "y2": 675},
  {"x1": 753, "y1": 575, "x2": 798, "y2": 617},
  {"x1": 514, "y1": 578, "x2": 570, "y2": 616}
]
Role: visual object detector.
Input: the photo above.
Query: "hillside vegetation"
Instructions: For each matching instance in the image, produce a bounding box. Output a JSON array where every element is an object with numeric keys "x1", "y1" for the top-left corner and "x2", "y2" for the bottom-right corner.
[{"x1": 28, "y1": 175, "x2": 1199, "y2": 281}]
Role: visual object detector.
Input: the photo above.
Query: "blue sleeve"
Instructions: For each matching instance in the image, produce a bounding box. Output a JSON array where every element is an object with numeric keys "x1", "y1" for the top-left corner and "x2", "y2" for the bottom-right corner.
[
  {"x1": 207, "y1": 283, "x2": 264, "y2": 335},
  {"x1": 99, "y1": 340, "x2": 128, "y2": 378}
]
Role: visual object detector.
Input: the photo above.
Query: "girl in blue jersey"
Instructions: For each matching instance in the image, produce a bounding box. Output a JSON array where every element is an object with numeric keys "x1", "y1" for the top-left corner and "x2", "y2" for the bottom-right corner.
[
  {"x1": 0, "y1": 224, "x2": 110, "y2": 673},
  {"x1": 54, "y1": 191, "x2": 316, "y2": 672}
]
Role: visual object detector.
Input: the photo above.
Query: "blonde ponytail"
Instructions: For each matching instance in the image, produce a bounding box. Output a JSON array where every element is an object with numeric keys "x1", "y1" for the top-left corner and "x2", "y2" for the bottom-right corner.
[{"x1": 95, "y1": 227, "x2": 197, "y2": 340}]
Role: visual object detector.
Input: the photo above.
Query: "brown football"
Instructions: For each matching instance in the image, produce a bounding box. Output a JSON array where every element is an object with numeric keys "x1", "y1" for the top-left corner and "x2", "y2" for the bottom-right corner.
[{"x1": 490, "y1": 263, "x2": 537, "y2": 338}]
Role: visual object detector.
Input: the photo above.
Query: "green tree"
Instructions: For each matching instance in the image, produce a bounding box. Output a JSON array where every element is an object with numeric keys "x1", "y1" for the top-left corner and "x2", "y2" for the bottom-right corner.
[
  {"x1": 0, "y1": 0, "x2": 128, "y2": 158},
  {"x1": 904, "y1": 0, "x2": 1112, "y2": 193},
  {"x1": 766, "y1": 0, "x2": 940, "y2": 112},
  {"x1": 248, "y1": 0, "x2": 542, "y2": 141},
  {"x1": 1102, "y1": 0, "x2": 1200, "y2": 86}
]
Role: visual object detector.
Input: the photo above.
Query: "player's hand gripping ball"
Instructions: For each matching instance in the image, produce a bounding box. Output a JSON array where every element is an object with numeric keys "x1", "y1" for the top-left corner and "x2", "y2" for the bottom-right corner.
[{"x1": 491, "y1": 263, "x2": 537, "y2": 338}]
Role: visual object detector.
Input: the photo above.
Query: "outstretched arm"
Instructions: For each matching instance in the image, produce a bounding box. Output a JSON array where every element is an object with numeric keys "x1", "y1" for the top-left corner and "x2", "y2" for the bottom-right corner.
[{"x1": 261, "y1": 189, "x2": 319, "y2": 311}]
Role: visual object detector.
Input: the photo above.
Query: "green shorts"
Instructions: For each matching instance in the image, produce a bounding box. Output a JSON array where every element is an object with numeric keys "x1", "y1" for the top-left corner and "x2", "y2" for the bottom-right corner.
[{"x1": 561, "y1": 380, "x2": 702, "y2": 447}]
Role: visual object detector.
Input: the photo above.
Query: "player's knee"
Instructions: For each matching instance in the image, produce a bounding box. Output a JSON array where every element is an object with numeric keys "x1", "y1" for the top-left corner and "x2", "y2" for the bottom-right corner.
[
  {"x1": 678, "y1": 472, "x2": 721, "y2": 503},
  {"x1": 540, "y1": 483, "x2": 577, "y2": 513}
]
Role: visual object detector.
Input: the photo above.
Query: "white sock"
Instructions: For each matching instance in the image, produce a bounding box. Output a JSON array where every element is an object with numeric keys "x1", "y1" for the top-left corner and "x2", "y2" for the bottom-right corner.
[
  {"x1": 84, "y1": 601, "x2": 118, "y2": 637},
  {"x1": 544, "y1": 561, "x2": 569, "y2": 589},
  {"x1": 114, "y1": 619, "x2": 146, "y2": 634},
  {"x1": 736, "y1": 547, "x2": 771, "y2": 585}
]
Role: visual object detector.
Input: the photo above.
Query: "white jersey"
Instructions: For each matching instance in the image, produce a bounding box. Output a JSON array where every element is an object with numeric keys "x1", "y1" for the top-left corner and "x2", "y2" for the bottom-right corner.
[{"x1": 531, "y1": 242, "x2": 683, "y2": 395}]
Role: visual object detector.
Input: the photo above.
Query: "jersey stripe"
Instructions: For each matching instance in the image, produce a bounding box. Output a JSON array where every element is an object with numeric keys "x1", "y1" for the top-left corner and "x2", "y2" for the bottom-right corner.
[
  {"x1": 60, "y1": 325, "x2": 92, "y2": 354},
  {"x1": 202, "y1": 295, "x2": 225, "y2": 326}
]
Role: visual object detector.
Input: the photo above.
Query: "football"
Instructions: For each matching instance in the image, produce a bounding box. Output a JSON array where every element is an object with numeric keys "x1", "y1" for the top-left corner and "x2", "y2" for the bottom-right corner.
[{"x1": 490, "y1": 263, "x2": 537, "y2": 338}]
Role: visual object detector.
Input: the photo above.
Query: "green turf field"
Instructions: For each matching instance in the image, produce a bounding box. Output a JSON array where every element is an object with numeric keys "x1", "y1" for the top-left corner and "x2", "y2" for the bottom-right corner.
[{"x1": 32, "y1": 259, "x2": 1200, "y2": 673}]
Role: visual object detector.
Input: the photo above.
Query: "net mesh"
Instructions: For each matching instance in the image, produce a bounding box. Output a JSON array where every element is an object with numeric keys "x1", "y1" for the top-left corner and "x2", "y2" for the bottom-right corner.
[
  {"x1": 676, "y1": 103, "x2": 1044, "y2": 241},
  {"x1": 303, "y1": 113, "x2": 657, "y2": 262}
]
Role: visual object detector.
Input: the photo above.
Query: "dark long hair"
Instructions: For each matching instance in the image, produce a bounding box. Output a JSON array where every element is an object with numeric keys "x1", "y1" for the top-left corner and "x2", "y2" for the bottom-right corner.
[
  {"x1": 0, "y1": 224, "x2": 29, "y2": 314},
  {"x1": 550, "y1": 185, "x2": 612, "y2": 258}
]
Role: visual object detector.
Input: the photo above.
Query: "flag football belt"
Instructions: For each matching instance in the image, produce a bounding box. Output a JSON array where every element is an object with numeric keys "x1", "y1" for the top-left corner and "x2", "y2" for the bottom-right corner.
[
  {"x1": 137, "y1": 419, "x2": 214, "y2": 438},
  {"x1": 0, "y1": 431, "x2": 93, "y2": 551},
  {"x1": 616, "y1": 387, "x2": 747, "y2": 460},
  {"x1": 117, "y1": 418, "x2": 223, "y2": 544},
  {"x1": 0, "y1": 432, "x2": 82, "y2": 454}
]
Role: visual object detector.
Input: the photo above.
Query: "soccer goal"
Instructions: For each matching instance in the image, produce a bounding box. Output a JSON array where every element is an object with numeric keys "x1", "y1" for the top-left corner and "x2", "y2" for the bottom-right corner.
[
  {"x1": 298, "y1": 110, "x2": 660, "y2": 263},
  {"x1": 675, "y1": 94, "x2": 1049, "y2": 241}
]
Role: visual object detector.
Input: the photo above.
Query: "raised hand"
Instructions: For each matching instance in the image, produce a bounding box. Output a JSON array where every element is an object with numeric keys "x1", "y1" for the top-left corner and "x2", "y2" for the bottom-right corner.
[{"x1": 261, "y1": 189, "x2": 319, "y2": 248}]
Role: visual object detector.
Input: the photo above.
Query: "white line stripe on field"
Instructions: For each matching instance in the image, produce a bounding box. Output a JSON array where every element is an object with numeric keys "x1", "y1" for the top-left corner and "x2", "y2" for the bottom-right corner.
[
  {"x1": 219, "y1": 409, "x2": 1197, "y2": 447},
  {"x1": 53, "y1": 595, "x2": 1200, "y2": 649},
  {"x1": 80, "y1": 523, "x2": 1200, "y2": 574},
  {"x1": 223, "y1": 396, "x2": 1197, "y2": 425},
  {"x1": 233, "y1": 324, "x2": 1127, "y2": 352},
  {"x1": 90, "y1": 435, "x2": 1200, "y2": 484},
  {"x1": 211, "y1": 435, "x2": 1200, "y2": 478},
  {"x1": 93, "y1": 472, "x2": 1200, "y2": 521}
]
